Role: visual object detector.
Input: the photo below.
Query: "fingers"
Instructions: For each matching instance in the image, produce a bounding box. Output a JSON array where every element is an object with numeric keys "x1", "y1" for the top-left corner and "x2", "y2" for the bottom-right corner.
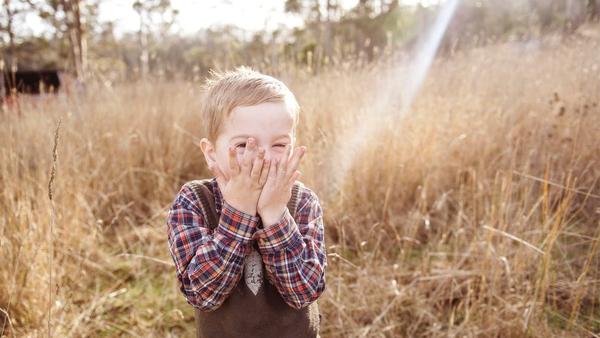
[
  {"x1": 286, "y1": 146, "x2": 306, "y2": 178},
  {"x1": 269, "y1": 158, "x2": 279, "y2": 180},
  {"x1": 278, "y1": 144, "x2": 291, "y2": 182},
  {"x1": 228, "y1": 146, "x2": 240, "y2": 176},
  {"x1": 288, "y1": 169, "x2": 301, "y2": 186},
  {"x1": 241, "y1": 137, "x2": 258, "y2": 176},
  {"x1": 259, "y1": 158, "x2": 270, "y2": 186},
  {"x1": 250, "y1": 147, "x2": 265, "y2": 181}
]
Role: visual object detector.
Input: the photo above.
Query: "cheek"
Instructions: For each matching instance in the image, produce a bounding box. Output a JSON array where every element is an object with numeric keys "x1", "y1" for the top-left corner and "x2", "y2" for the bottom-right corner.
[
  {"x1": 222, "y1": 149, "x2": 243, "y2": 169},
  {"x1": 215, "y1": 151, "x2": 234, "y2": 173},
  {"x1": 272, "y1": 152, "x2": 288, "y2": 163},
  {"x1": 265, "y1": 150, "x2": 281, "y2": 162},
  {"x1": 234, "y1": 147, "x2": 246, "y2": 161}
]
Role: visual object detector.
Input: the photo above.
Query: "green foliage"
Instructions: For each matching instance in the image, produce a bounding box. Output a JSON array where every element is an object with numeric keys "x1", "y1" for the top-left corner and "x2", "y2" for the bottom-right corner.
[{"x1": 1, "y1": 0, "x2": 599, "y2": 79}]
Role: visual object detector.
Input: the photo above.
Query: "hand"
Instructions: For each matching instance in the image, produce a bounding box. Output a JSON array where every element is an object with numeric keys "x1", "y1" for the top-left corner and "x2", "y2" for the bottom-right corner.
[
  {"x1": 257, "y1": 144, "x2": 307, "y2": 227},
  {"x1": 208, "y1": 137, "x2": 270, "y2": 215}
]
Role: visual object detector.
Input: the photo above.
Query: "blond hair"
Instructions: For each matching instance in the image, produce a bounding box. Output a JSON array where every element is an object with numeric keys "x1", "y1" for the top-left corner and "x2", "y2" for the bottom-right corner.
[{"x1": 200, "y1": 66, "x2": 300, "y2": 144}]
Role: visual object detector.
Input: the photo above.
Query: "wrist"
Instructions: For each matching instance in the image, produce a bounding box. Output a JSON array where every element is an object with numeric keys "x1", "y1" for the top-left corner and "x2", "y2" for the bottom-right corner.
[
  {"x1": 224, "y1": 198, "x2": 257, "y2": 216},
  {"x1": 259, "y1": 205, "x2": 287, "y2": 227}
]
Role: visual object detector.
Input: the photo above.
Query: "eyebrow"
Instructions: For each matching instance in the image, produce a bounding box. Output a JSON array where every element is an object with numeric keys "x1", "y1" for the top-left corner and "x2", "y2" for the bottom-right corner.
[{"x1": 230, "y1": 134, "x2": 290, "y2": 141}]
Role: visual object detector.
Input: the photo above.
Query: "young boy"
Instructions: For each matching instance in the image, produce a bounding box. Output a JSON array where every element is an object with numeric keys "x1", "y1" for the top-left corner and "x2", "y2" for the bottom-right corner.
[{"x1": 165, "y1": 66, "x2": 327, "y2": 338}]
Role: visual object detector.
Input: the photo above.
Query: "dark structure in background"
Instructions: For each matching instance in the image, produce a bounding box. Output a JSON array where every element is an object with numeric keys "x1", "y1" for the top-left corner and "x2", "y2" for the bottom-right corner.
[{"x1": 2, "y1": 70, "x2": 62, "y2": 95}]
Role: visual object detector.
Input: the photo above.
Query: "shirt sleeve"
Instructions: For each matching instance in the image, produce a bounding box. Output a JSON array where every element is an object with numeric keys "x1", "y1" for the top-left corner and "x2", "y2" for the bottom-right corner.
[
  {"x1": 166, "y1": 183, "x2": 259, "y2": 312},
  {"x1": 253, "y1": 188, "x2": 327, "y2": 310}
]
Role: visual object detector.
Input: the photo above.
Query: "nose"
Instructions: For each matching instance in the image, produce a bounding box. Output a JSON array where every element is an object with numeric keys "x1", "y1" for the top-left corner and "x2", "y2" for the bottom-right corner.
[
  {"x1": 263, "y1": 149, "x2": 275, "y2": 162},
  {"x1": 234, "y1": 142, "x2": 289, "y2": 165},
  {"x1": 263, "y1": 147, "x2": 286, "y2": 163},
  {"x1": 235, "y1": 145, "x2": 276, "y2": 163}
]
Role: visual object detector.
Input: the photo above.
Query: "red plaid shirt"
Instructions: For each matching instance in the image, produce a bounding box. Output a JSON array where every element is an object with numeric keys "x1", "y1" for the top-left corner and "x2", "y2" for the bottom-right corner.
[{"x1": 166, "y1": 177, "x2": 327, "y2": 311}]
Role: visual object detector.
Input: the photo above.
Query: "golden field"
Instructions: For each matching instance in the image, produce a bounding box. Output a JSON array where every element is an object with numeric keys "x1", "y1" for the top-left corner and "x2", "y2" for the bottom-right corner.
[{"x1": 1, "y1": 34, "x2": 599, "y2": 337}]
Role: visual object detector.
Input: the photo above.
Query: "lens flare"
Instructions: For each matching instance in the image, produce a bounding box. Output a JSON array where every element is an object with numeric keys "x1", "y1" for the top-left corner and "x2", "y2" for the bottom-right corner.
[{"x1": 326, "y1": 0, "x2": 461, "y2": 202}]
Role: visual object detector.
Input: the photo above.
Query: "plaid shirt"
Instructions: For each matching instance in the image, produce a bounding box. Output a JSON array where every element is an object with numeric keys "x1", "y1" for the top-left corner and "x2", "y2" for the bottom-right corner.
[{"x1": 166, "y1": 177, "x2": 327, "y2": 312}]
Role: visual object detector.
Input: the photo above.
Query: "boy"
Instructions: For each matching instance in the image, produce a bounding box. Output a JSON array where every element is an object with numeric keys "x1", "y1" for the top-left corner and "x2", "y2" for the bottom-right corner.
[{"x1": 165, "y1": 66, "x2": 327, "y2": 338}]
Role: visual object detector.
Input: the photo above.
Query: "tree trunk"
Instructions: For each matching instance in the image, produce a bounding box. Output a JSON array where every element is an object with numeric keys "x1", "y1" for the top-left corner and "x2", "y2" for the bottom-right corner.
[
  {"x1": 313, "y1": 0, "x2": 322, "y2": 74},
  {"x1": 73, "y1": 0, "x2": 87, "y2": 79},
  {"x1": 564, "y1": 0, "x2": 584, "y2": 32},
  {"x1": 0, "y1": 59, "x2": 5, "y2": 109},
  {"x1": 3, "y1": 0, "x2": 17, "y2": 93},
  {"x1": 588, "y1": 0, "x2": 599, "y2": 21},
  {"x1": 323, "y1": 0, "x2": 334, "y2": 65},
  {"x1": 62, "y1": 0, "x2": 86, "y2": 82},
  {"x1": 136, "y1": 9, "x2": 149, "y2": 79}
]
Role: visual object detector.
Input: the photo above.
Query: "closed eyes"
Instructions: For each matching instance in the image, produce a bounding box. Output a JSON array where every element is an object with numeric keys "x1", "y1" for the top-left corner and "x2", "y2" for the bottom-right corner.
[{"x1": 236, "y1": 143, "x2": 287, "y2": 148}]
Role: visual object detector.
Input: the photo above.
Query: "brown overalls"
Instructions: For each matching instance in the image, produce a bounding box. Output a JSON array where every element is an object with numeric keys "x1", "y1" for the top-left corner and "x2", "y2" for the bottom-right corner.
[{"x1": 187, "y1": 179, "x2": 322, "y2": 338}]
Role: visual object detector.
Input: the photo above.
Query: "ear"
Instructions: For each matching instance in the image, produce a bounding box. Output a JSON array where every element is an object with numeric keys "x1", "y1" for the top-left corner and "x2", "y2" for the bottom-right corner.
[{"x1": 199, "y1": 137, "x2": 217, "y2": 168}]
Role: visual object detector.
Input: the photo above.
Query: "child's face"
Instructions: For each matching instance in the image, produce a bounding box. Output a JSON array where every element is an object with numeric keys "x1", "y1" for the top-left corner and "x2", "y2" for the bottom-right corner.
[{"x1": 200, "y1": 101, "x2": 296, "y2": 178}]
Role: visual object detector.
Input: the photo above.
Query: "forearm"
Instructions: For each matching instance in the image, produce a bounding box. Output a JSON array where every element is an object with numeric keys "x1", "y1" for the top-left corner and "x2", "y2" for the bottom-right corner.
[
  {"x1": 168, "y1": 197, "x2": 259, "y2": 312},
  {"x1": 255, "y1": 208, "x2": 327, "y2": 309}
]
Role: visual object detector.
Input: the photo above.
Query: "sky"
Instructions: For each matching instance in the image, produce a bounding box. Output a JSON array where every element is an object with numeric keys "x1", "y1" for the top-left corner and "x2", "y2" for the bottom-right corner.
[
  {"x1": 23, "y1": 0, "x2": 441, "y2": 39},
  {"x1": 99, "y1": 0, "x2": 311, "y2": 37}
]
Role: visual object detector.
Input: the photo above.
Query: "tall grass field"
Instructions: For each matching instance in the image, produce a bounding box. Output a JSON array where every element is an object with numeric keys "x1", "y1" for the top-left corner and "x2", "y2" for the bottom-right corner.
[{"x1": 1, "y1": 34, "x2": 599, "y2": 337}]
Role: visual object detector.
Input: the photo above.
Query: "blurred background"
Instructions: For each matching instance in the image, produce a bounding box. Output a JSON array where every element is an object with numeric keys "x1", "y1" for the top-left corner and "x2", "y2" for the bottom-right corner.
[
  {"x1": 1, "y1": 0, "x2": 599, "y2": 85},
  {"x1": 1, "y1": 1, "x2": 599, "y2": 337}
]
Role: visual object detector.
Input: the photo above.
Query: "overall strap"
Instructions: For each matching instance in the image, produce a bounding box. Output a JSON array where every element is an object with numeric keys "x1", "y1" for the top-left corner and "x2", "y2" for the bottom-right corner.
[
  {"x1": 287, "y1": 182, "x2": 301, "y2": 219},
  {"x1": 187, "y1": 179, "x2": 219, "y2": 231}
]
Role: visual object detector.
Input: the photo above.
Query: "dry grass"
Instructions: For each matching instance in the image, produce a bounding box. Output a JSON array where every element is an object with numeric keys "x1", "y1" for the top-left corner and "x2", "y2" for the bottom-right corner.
[{"x1": 1, "y1": 33, "x2": 599, "y2": 337}]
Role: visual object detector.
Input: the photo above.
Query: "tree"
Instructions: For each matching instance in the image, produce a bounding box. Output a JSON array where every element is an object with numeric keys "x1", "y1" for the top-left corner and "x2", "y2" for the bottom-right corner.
[
  {"x1": 62, "y1": 0, "x2": 86, "y2": 80},
  {"x1": 285, "y1": 0, "x2": 341, "y2": 72},
  {"x1": 132, "y1": 0, "x2": 178, "y2": 78},
  {"x1": 36, "y1": 0, "x2": 100, "y2": 82},
  {"x1": 1, "y1": 0, "x2": 38, "y2": 63},
  {"x1": 1, "y1": 0, "x2": 37, "y2": 97},
  {"x1": 586, "y1": 0, "x2": 599, "y2": 21}
]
